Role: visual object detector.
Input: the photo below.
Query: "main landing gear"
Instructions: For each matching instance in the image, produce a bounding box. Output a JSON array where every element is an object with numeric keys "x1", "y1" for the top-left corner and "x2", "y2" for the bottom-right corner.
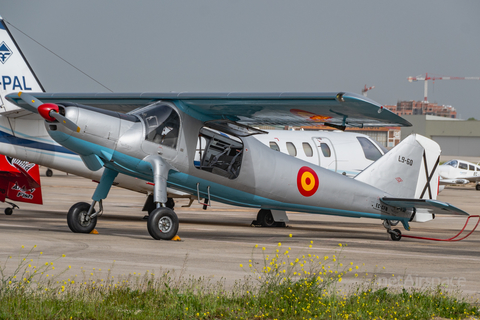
[
  {"x1": 382, "y1": 220, "x2": 402, "y2": 241},
  {"x1": 67, "y1": 157, "x2": 179, "y2": 240},
  {"x1": 67, "y1": 202, "x2": 97, "y2": 233},
  {"x1": 4, "y1": 202, "x2": 19, "y2": 215},
  {"x1": 147, "y1": 207, "x2": 179, "y2": 240},
  {"x1": 252, "y1": 209, "x2": 286, "y2": 227}
]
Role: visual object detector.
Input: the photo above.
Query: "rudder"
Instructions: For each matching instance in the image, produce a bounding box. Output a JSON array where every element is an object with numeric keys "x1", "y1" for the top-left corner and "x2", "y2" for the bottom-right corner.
[{"x1": 354, "y1": 134, "x2": 440, "y2": 200}]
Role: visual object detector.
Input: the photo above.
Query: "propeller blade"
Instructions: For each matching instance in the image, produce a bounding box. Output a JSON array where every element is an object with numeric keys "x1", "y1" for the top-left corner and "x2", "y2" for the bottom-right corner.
[
  {"x1": 17, "y1": 91, "x2": 43, "y2": 113},
  {"x1": 49, "y1": 112, "x2": 81, "y2": 133},
  {"x1": 18, "y1": 92, "x2": 80, "y2": 133}
]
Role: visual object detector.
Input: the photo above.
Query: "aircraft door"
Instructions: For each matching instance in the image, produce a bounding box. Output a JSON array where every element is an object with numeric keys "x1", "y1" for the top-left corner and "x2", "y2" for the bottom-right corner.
[{"x1": 312, "y1": 137, "x2": 337, "y2": 172}]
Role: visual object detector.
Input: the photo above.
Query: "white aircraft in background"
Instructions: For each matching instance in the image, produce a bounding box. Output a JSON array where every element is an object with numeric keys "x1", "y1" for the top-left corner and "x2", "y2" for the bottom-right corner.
[
  {"x1": 439, "y1": 159, "x2": 480, "y2": 190},
  {"x1": 255, "y1": 130, "x2": 387, "y2": 177}
]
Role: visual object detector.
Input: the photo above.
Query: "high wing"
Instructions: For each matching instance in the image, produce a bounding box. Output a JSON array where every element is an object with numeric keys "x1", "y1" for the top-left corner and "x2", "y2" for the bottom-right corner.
[{"x1": 6, "y1": 91, "x2": 411, "y2": 129}]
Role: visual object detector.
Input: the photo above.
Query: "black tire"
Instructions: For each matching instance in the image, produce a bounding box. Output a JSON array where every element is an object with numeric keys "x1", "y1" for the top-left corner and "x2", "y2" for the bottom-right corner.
[
  {"x1": 476, "y1": 184, "x2": 480, "y2": 191},
  {"x1": 67, "y1": 202, "x2": 97, "y2": 233},
  {"x1": 46, "y1": 169, "x2": 53, "y2": 177},
  {"x1": 257, "y1": 209, "x2": 275, "y2": 227},
  {"x1": 390, "y1": 229, "x2": 402, "y2": 241},
  {"x1": 147, "y1": 207, "x2": 179, "y2": 240},
  {"x1": 4, "y1": 207, "x2": 13, "y2": 215}
]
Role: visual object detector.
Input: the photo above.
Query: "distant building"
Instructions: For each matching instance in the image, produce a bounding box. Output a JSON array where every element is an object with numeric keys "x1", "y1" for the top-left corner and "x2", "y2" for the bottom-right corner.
[
  {"x1": 385, "y1": 101, "x2": 457, "y2": 118},
  {"x1": 401, "y1": 115, "x2": 480, "y2": 157}
]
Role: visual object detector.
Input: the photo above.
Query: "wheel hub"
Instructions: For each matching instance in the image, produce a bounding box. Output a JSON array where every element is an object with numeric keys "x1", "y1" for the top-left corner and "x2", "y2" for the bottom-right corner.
[
  {"x1": 158, "y1": 216, "x2": 173, "y2": 233},
  {"x1": 78, "y1": 211, "x2": 91, "y2": 227}
]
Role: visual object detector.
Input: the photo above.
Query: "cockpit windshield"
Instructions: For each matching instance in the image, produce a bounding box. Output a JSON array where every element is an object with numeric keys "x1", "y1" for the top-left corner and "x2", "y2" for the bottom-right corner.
[
  {"x1": 443, "y1": 160, "x2": 458, "y2": 168},
  {"x1": 132, "y1": 102, "x2": 180, "y2": 149}
]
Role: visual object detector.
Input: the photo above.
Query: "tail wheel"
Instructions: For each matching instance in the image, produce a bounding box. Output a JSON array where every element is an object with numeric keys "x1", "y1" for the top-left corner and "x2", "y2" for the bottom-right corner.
[
  {"x1": 67, "y1": 202, "x2": 97, "y2": 233},
  {"x1": 4, "y1": 207, "x2": 13, "y2": 215},
  {"x1": 147, "y1": 207, "x2": 179, "y2": 240},
  {"x1": 257, "y1": 209, "x2": 275, "y2": 227},
  {"x1": 390, "y1": 229, "x2": 402, "y2": 241}
]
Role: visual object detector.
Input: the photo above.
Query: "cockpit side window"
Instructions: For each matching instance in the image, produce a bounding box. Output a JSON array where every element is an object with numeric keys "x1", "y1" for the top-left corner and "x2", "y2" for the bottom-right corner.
[
  {"x1": 459, "y1": 162, "x2": 468, "y2": 170},
  {"x1": 133, "y1": 103, "x2": 180, "y2": 149},
  {"x1": 356, "y1": 137, "x2": 382, "y2": 161}
]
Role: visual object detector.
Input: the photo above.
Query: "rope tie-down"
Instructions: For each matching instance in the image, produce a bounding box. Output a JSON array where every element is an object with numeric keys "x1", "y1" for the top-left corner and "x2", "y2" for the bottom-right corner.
[{"x1": 402, "y1": 215, "x2": 480, "y2": 241}]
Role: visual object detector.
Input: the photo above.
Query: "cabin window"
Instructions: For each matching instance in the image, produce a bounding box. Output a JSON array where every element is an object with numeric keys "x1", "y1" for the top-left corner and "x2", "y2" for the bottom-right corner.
[
  {"x1": 134, "y1": 102, "x2": 180, "y2": 149},
  {"x1": 459, "y1": 162, "x2": 468, "y2": 170},
  {"x1": 469, "y1": 165, "x2": 475, "y2": 171},
  {"x1": 320, "y1": 143, "x2": 331, "y2": 157},
  {"x1": 302, "y1": 142, "x2": 313, "y2": 157},
  {"x1": 286, "y1": 142, "x2": 297, "y2": 156},
  {"x1": 356, "y1": 137, "x2": 382, "y2": 161},
  {"x1": 269, "y1": 142, "x2": 280, "y2": 152},
  {"x1": 444, "y1": 160, "x2": 458, "y2": 168},
  {"x1": 195, "y1": 127, "x2": 243, "y2": 179}
]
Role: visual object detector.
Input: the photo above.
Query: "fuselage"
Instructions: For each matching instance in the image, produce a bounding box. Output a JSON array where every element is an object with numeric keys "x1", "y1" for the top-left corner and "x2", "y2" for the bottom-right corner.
[{"x1": 41, "y1": 100, "x2": 408, "y2": 222}]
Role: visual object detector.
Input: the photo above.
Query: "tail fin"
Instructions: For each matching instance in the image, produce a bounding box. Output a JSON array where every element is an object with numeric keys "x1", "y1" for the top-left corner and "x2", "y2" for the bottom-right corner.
[
  {"x1": 0, "y1": 16, "x2": 44, "y2": 113},
  {"x1": 354, "y1": 134, "x2": 440, "y2": 200}
]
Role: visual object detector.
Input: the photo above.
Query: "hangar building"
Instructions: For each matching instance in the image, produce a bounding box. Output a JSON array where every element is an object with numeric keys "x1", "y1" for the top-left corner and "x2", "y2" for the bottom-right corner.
[{"x1": 400, "y1": 115, "x2": 480, "y2": 158}]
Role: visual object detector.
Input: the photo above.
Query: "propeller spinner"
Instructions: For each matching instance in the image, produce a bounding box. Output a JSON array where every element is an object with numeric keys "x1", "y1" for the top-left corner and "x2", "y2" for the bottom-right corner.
[{"x1": 18, "y1": 92, "x2": 80, "y2": 133}]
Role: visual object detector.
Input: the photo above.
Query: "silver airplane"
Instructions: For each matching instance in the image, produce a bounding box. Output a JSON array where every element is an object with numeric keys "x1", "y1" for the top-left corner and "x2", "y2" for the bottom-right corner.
[{"x1": 1, "y1": 16, "x2": 469, "y2": 241}]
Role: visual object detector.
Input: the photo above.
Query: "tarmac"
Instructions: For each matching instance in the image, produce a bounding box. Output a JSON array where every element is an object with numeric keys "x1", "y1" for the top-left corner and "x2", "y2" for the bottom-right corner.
[{"x1": 0, "y1": 169, "x2": 479, "y2": 298}]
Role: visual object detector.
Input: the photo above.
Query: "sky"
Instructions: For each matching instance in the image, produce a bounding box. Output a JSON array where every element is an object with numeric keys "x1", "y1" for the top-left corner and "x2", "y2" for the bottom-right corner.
[{"x1": 2, "y1": 1, "x2": 480, "y2": 119}]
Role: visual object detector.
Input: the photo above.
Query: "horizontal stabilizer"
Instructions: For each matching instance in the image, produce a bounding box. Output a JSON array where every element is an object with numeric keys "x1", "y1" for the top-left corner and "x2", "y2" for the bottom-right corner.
[
  {"x1": 14, "y1": 163, "x2": 40, "y2": 189},
  {"x1": 381, "y1": 197, "x2": 469, "y2": 216}
]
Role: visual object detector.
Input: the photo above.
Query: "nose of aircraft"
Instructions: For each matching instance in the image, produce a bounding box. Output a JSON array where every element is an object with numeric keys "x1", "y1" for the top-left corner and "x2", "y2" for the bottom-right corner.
[
  {"x1": 38, "y1": 103, "x2": 60, "y2": 122},
  {"x1": 438, "y1": 165, "x2": 453, "y2": 179}
]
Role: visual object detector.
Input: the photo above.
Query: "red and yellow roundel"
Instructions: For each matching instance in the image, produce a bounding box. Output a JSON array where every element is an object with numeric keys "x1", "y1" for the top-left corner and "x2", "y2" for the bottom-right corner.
[{"x1": 297, "y1": 166, "x2": 319, "y2": 197}]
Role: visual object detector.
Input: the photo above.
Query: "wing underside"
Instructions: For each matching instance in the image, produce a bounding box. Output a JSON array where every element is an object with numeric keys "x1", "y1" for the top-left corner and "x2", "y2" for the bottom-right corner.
[{"x1": 6, "y1": 91, "x2": 411, "y2": 128}]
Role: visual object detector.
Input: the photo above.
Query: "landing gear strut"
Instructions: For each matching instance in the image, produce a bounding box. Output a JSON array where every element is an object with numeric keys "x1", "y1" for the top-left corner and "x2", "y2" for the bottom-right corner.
[
  {"x1": 143, "y1": 155, "x2": 179, "y2": 240},
  {"x1": 67, "y1": 167, "x2": 114, "y2": 234},
  {"x1": 383, "y1": 220, "x2": 402, "y2": 241}
]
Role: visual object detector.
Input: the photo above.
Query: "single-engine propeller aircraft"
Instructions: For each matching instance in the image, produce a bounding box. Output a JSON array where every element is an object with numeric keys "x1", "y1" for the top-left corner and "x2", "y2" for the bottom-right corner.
[
  {"x1": 6, "y1": 91, "x2": 471, "y2": 241},
  {"x1": 0, "y1": 14, "x2": 398, "y2": 223},
  {"x1": 0, "y1": 155, "x2": 42, "y2": 214},
  {"x1": 439, "y1": 159, "x2": 480, "y2": 190},
  {"x1": 1, "y1": 15, "x2": 469, "y2": 241}
]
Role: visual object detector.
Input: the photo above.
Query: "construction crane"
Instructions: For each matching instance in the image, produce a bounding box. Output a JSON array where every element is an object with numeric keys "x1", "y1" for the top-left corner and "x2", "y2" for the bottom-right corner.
[
  {"x1": 361, "y1": 84, "x2": 375, "y2": 97},
  {"x1": 408, "y1": 73, "x2": 480, "y2": 102}
]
